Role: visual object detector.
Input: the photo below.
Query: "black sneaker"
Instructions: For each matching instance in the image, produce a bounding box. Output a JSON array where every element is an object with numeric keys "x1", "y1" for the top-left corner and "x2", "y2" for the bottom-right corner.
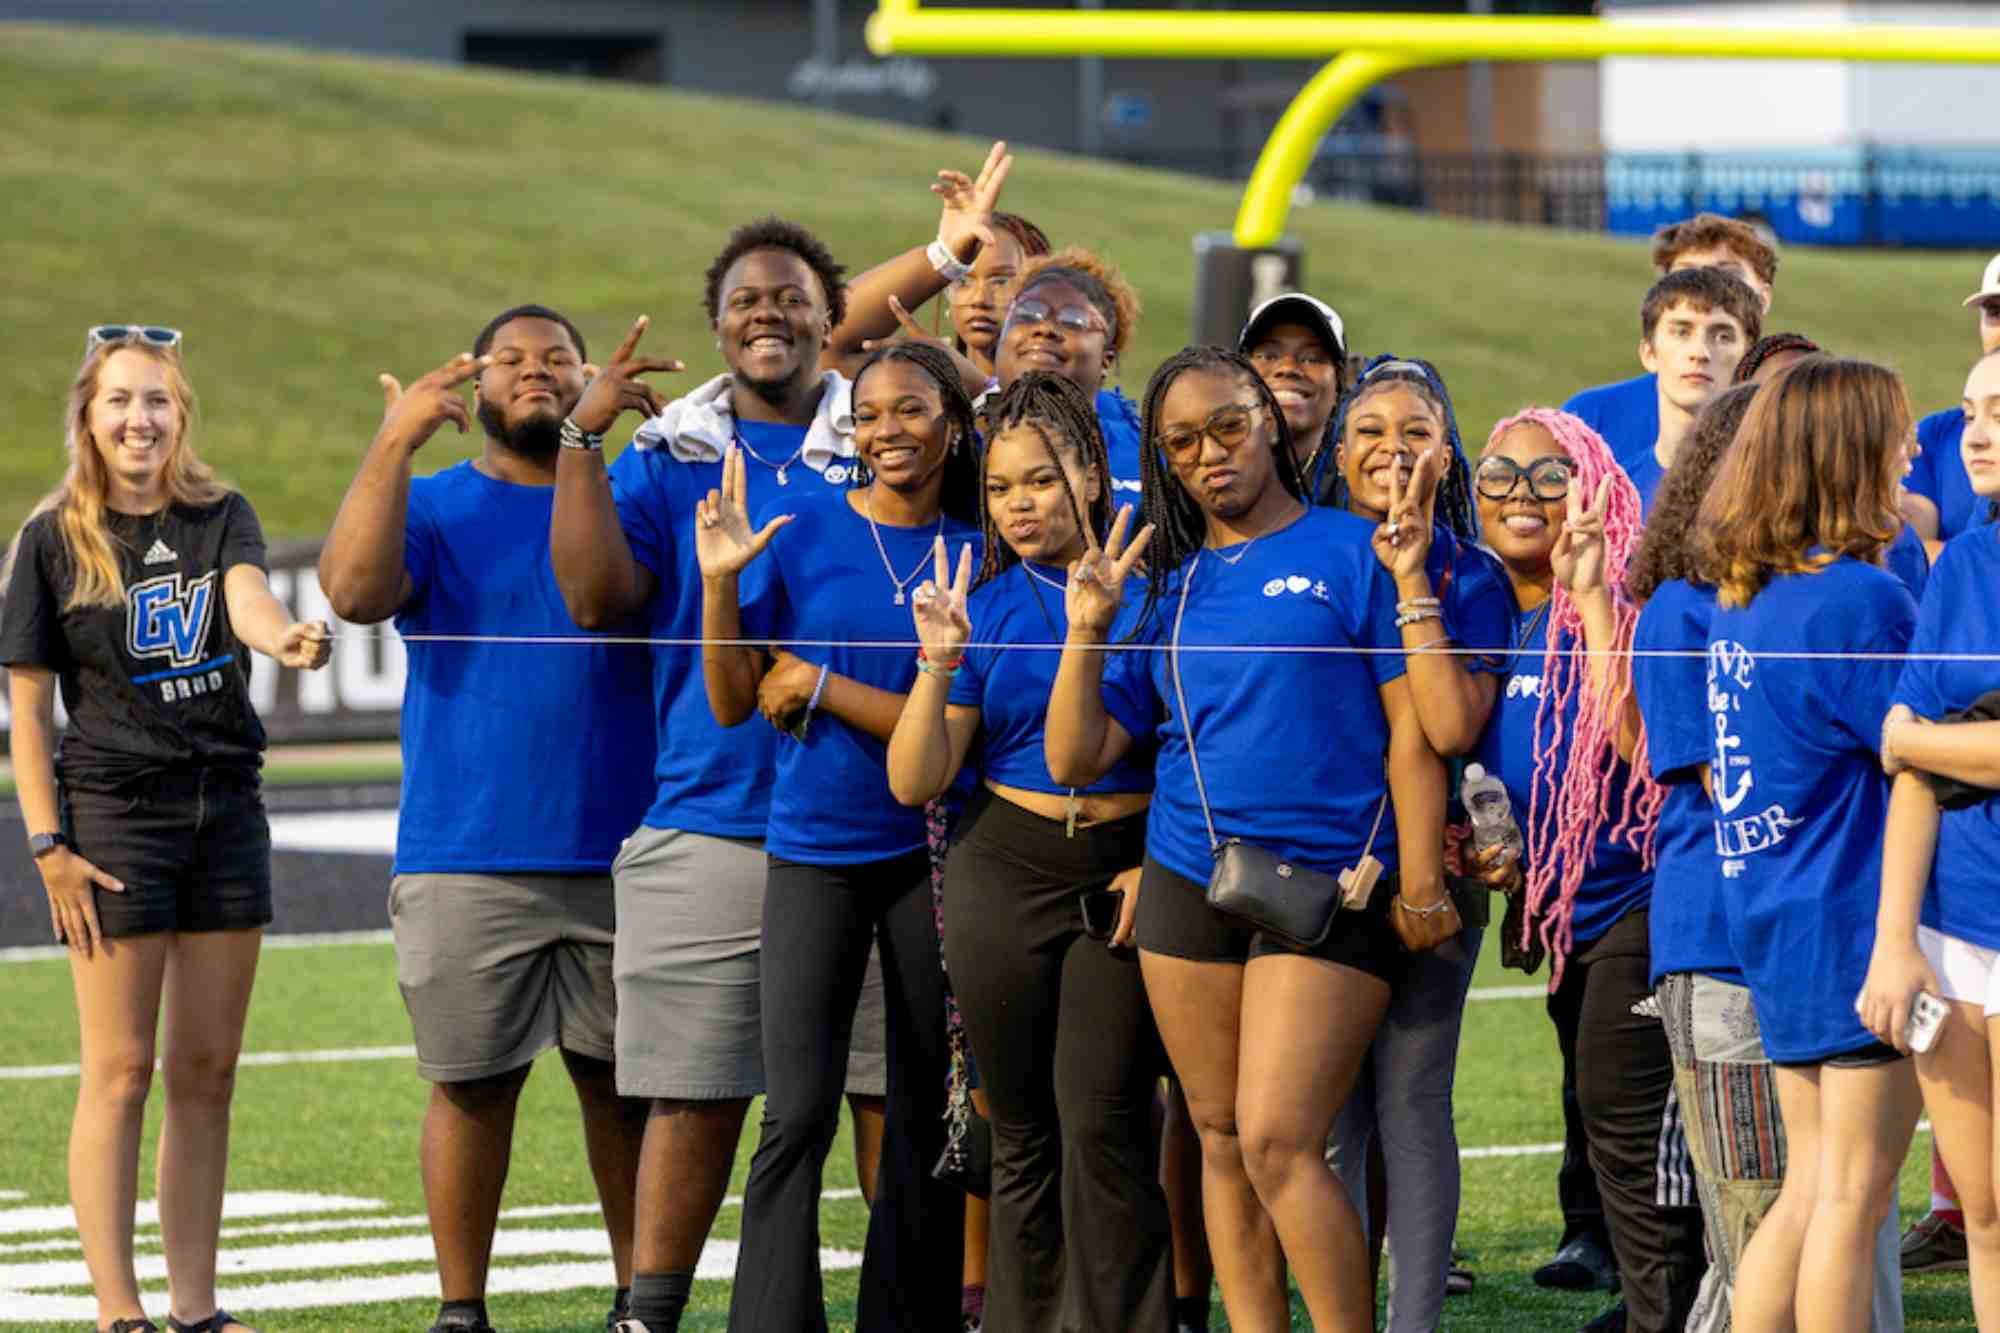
[
  {"x1": 1534, "y1": 1233, "x2": 1619, "y2": 1291},
  {"x1": 427, "y1": 1314, "x2": 495, "y2": 1333},
  {"x1": 1901, "y1": 1209, "x2": 1970, "y2": 1273},
  {"x1": 1579, "y1": 1300, "x2": 1627, "y2": 1333}
]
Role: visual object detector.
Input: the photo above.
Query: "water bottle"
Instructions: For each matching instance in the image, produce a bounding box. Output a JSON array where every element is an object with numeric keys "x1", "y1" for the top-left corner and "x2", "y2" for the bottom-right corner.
[{"x1": 1462, "y1": 763, "x2": 1523, "y2": 862}]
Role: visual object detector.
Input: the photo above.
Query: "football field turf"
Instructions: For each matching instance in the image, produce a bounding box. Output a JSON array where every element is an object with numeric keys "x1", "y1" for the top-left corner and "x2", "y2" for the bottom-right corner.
[{"x1": 0, "y1": 934, "x2": 1974, "y2": 1331}]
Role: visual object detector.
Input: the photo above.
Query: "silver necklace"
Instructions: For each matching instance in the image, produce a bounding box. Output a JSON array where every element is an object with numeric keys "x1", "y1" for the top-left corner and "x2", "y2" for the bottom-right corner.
[
  {"x1": 1209, "y1": 499, "x2": 1303, "y2": 566},
  {"x1": 863, "y1": 490, "x2": 945, "y2": 606},
  {"x1": 732, "y1": 422, "x2": 808, "y2": 487}
]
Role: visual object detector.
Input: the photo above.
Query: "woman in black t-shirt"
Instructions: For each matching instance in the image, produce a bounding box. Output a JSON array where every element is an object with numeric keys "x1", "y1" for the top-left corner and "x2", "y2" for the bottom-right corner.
[{"x1": 0, "y1": 329, "x2": 330, "y2": 1333}]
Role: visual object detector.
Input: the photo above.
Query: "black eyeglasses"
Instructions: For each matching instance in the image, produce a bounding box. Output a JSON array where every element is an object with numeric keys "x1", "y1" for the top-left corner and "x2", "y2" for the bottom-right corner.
[
  {"x1": 87, "y1": 325, "x2": 182, "y2": 354},
  {"x1": 1156, "y1": 403, "x2": 1266, "y2": 461},
  {"x1": 1475, "y1": 455, "x2": 1577, "y2": 502},
  {"x1": 1007, "y1": 297, "x2": 1106, "y2": 337}
]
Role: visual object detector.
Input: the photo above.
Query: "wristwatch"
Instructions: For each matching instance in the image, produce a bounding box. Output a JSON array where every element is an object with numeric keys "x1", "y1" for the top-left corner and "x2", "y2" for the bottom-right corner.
[
  {"x1": 559, "y1": 417, "x2": 604, "y2": 452},
  {"x1": 28, "y1": 832, "x2": 66, "y2": 859}
]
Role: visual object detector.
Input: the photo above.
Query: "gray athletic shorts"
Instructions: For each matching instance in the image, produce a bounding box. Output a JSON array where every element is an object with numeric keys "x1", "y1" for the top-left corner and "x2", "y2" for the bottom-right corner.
[
  {"x1": 389, "y1": 872, "x2": 617, "y2": 1084},
  {"x1": 611, "y1": 825, "x2": 886, "y2": 1100}
]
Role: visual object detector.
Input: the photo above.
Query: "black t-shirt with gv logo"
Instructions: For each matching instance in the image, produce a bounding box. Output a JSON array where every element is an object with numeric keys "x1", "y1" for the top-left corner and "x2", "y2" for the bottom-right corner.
[{"x1": 0, "y1": 493, "x2": 269, "y2": 791}]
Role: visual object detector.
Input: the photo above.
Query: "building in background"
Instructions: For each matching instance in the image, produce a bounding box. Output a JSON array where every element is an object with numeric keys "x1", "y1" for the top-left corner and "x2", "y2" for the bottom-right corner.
[{"x1": 3, "y1": 0, "x2": 1993, "y2": 245}]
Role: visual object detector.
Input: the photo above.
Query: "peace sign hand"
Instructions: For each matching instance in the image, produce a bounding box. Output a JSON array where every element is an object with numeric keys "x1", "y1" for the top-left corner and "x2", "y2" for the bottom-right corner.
[
  {"x1": 909, "y1": 538, "x2": 975, "y2": 667},
  {"x1": 695, "y1": 445, "x2": 792, "y2": 580},
  {"x1": 1551, "y1": 474, "x2": 1613, "y2": 598},
  {"x1": 376, "y1": 352, "x2": 491, "y2": 453},
  {"x1": 1371, "y1": 448, "x2": 1441, "y2": 582},
  {"x1": 933, "y1": 140, "x2": 1013, "y2": 266},
  {"x1": 861, "y1": 295, "x2": 953, "y2": 357},
  {"x1": 1066, "y1": 505, "x2": 1153, "y2": 639},
  {"x1": 570, "y1": 316, "x2": 684, "y2": 437}
]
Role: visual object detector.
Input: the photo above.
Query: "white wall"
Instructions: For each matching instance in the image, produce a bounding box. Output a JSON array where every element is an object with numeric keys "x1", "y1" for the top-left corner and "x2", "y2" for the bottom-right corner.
[{"x1": 1602, "y1": 2, "x2": 2000, "y2": 152}]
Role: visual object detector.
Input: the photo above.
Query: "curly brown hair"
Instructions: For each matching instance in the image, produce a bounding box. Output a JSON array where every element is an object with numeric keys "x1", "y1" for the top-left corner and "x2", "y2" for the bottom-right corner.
[
  {"x1": 1691, "y1": 357, "x2": 1910, "y2": 608},
  {"x1": 1013, "y1": 248, "x2": 1140, "y2": 362},
  {"x1": 1651, "y1": 213, "x2": 1779, "y2": 287},
  {"x1": 1625, "y1": 382, "x2": 1757, "y2": 604}
]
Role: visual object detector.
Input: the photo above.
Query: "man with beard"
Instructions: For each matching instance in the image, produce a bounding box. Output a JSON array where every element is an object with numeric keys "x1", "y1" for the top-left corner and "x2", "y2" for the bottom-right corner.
[
  {"x1": 320, "y1": 305, "x2": 657, "y2": 1333},
  {"x1": 550, "y1": 221, "x2": 878, "y2": 1333}
]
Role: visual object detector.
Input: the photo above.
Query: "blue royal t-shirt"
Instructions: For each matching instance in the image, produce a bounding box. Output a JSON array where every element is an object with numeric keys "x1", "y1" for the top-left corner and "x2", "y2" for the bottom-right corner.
[
  {"x1": 1706, "y1": 558, "x2": 1917, "y2": 1063},
  {"x1": 1096, "y1": 387, "x2": 1146, "y2": 503},
  {"x1": 608, "y1": 420, "x2": 858, "y2": 839},
  {"x1": 393, "y1": 462, "x2": 655, "y2": 874},
  {"x1": 1469, "y1": 603, "x2": 1653, "y2": 945},
  {"x1": 1896, "y1": 528, "x2": 2000, "y2": 951},
  {"x1": 739, "y1": 487, "x2": 982, "y2": 864},
  {"x1": 1886, "y1": 524, "x2": 1932, "y2": 603},
  {"x1": 949, "y1": 561, "x2": 1155, "y2": 795},
  {"x1": 1633, "y1": 579, "x2": 1738, "y2": 986},
  {"x1": 1099, "y1": 506, "x2": 1406, "y2": 886},
  {"x1": 1565, "y1": 373, "x2": 1660, "y2": 505},
  {"x1": 1909, "y1": 407, "x2": 1994, "y2": 542},
  {"x1": 1428, "y1": 531, "x2": 1516, "y2": 676}
]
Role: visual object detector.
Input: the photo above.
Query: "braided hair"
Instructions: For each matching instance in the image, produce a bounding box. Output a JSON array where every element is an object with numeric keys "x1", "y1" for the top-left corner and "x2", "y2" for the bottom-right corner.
[
  {"x1": 848, "y1": 341, "x2": 982, "y2": 527},
  {"x1": 1733, "y1": 332, "x2": 1822, "y2": 385},
  {"x1": 1486, "y1": 409, "x2": 1660, "y2": 987},
  {"x1": 975, "y1": 373, "x2": 1111, "y2": 588},
  {"x1": 1320, "y1": 354, "x2": 1478, "y2": 541},
  {"x1": 1134, "y1": 346, "x2": 1302, "y2": 633},
  {"x1": 993, "y1": 211, "x2": 1051, "y2": 260}
]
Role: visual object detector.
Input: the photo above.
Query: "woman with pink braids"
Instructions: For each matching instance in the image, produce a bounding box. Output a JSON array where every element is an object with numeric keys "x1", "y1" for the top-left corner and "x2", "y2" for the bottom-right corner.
[{"x1": 1464, "y1": 407, "x2": 1705, "y2": 1333}]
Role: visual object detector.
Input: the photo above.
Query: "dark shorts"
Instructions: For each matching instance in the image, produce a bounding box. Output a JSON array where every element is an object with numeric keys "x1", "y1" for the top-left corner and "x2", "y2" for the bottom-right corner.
[
  {"x1": 1777, "y1": 1039, "x2": 1908, "y2": 1071},
  {"x1": 61, "y1": 768, "x2": 273, "y2": 938},
  {"x1": 1133, "y1": 854, "x2": 1409, "y2": 985}
]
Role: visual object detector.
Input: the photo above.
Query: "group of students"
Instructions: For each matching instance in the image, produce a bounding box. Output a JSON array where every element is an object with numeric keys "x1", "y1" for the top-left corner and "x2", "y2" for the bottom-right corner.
[{"x1": 5, "y1": 138, "x2": 1997, "y2": 1333}]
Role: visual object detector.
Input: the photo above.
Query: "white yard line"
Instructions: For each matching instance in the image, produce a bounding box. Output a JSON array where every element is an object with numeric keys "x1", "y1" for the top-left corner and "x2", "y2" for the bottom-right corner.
[
  {"x1": 0, "y1": 1044, "x2": 414, "y2": 1081},
  {"x1": 0, "y1": 928, "x2": 393, "y2": 965}
]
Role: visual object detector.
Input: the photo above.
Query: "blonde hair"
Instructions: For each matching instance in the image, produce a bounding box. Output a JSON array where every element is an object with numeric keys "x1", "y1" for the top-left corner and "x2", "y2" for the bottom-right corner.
[
  {"x1": 6, "y1": 337, "x2": 226, "y2": 610},
  {"x1": 1692, "y1": 355, "x2": 1909, "y2": 609}
]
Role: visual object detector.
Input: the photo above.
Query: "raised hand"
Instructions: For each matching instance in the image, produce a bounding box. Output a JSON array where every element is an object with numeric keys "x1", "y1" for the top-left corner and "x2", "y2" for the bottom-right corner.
[
  {"x1": 861, "y1": 295, "x2": 951, "y2": 356},
  {"x1": 909, "y1": 538, "x2": 975, "y2": 667},
  {"x1": 276, "y1": 620, "x2": 334, "y2": 671},
  {"x1": 933, "y1": 140, "x2": 1013, "y2": 265},
  {"x1": 38, "y1": 847, "x2": 125, "y2": 958},
  {"x1": 377, "y1": 352, "x2": 490, "y2": 452},
  {"x1": 1371, "y1": 447, "x2": 1441, "y2": 582},
  {"x1": 1066, "y1": 504, "x2": 1153, "y2": 638},
  {"x1": 569, "y1": 316, "x2": 684, "y2": 437},
  {"x1": 1551, "y1": 474, "x2": 1612, "y2": 597},
  {"x1": 695, "y1": 445, "x2": 792, "y2": 580}
]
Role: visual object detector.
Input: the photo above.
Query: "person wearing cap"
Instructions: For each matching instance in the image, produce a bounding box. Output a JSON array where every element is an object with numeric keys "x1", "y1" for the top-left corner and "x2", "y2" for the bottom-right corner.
[
  {"x1": 1239, "y1": 292, "x2": 1350, "y2": 484},
  {"x1": 1563, "y1": 214, "x2": 1777, "y2": 495},
  {"x1": 1905, "y1": 254, "x2": 2000, "y2": 548}
]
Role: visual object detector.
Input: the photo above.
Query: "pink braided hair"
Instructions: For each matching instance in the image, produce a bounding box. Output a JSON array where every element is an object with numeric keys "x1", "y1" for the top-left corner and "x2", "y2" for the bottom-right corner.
[{"x1": 1486, "y1": 409, "x2": 1666, "y2": 988}]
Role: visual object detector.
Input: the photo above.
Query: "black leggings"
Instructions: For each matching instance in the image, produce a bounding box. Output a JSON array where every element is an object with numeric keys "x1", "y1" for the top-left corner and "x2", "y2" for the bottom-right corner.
[
  {"x1": 943, "y1": 790, "x2": 1173, "y2": 1333},
  {"x1": 728, "y1": 850, "x2": 961, "y2": 1333},
  {"x1": 1547, "y1": 907, "x2": 1705, "y2": 1333}
]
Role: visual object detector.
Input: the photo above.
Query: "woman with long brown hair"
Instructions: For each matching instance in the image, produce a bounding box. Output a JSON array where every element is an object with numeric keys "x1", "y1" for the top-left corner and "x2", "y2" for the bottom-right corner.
[
  {"x1": 1693, "y1": 356, "x2": 1924, "y2": 1333},
  {"x1": 0, "y1": 328, "x2": 331, "y2": 1333}
]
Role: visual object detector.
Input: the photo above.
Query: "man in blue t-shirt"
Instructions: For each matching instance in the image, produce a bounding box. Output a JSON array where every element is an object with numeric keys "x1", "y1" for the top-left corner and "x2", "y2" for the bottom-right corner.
[
  {"x1": 1565, "y1": 213, "x2": 1776, "y2": 501},
  {"x1": 1617, "y1": 269, "x2": 1761, "y2": 513},
  {"x1": 320, "y1": 305, "x2": 656, "y2": 1333},
  {"x1": 549, "y1": 219, "x2": 883, "y2": 1333},
  {"x1": 1906, "y1": 252, "x2": 2000, "y2": 548}
]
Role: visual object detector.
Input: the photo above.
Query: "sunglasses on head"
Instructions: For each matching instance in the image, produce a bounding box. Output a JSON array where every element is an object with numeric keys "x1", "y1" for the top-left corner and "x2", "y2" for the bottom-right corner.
[
  {"x1": 1476, "y1": 454, "x2": 1577, "y2": 503},
  {"x1": 87, "y1": 325, "x2": 182, "y2": 355},
  {"x1": 1007, "y1": 297, "x2": 1106, "y2": 337}
]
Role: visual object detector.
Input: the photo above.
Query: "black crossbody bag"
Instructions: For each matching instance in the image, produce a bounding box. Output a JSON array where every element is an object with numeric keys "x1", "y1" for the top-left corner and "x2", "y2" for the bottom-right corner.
[{"x1": 1168, "y1": 553, "x2": 1389, "y2": 950}]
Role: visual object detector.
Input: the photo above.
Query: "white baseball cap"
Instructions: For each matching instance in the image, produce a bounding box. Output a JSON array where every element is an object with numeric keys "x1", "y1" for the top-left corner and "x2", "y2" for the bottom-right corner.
[
  {"x1": 1963, "y1": 253, "x2": 2000, "y2": 307},
  {"x1": 1238, "y1": 293, "x2": 1347, "y2": 362}
]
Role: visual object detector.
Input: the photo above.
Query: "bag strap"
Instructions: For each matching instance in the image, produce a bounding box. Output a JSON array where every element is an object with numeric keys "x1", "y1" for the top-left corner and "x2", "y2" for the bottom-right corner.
[{"x1": 1168, "y1": 554, "x2": 1222, "y2": 856}]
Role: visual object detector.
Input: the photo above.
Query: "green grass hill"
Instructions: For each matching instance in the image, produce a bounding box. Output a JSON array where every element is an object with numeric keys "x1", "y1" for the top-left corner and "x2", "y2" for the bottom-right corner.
[{"x1": 1, "y1": 21, "x2": 1987, "y2": 538}]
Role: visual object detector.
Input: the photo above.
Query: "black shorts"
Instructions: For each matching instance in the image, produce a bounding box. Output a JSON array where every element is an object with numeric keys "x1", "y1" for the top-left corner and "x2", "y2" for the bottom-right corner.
[
  {"x1": 1133, "y1": 855, "x2": 1409, "y2": 985},
  {"x1": 61, "y1": 767, "x2": 273, "y2": 938},
  {"x1": 1777, "y1": 1039, "x2": 1908, "y2": 1071}
]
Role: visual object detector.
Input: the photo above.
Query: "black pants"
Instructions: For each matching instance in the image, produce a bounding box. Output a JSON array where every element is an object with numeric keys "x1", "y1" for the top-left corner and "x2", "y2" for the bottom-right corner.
[
  {"x1": 728, "y1": 850, "x2": 962, "y2": 1333},
  {"x1": 943, "y1": 791, "x2": 1172, "y2": 1333},
  {"x1": 1557, "y1": 1040, "x2": 1610, "y2": 1252},
  {"x1": 1546, "y1": 908, "x2": 1705, "y2": 1333}
]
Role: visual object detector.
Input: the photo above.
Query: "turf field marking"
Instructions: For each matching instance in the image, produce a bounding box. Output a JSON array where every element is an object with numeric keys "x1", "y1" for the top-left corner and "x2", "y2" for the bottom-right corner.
[
  {"x1": 0, "y1": 929, "x2": 394, "y2": 965},
  {"x1": 0, "y1": 1192, "x2": 380, "y2": 1238},
  {"x1": 1468, "y1": 985, "x2": 1546, "y2": 1001},
  {"x1": 0, "y1": 1044, "x2": 415, "y2": 1081}
]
